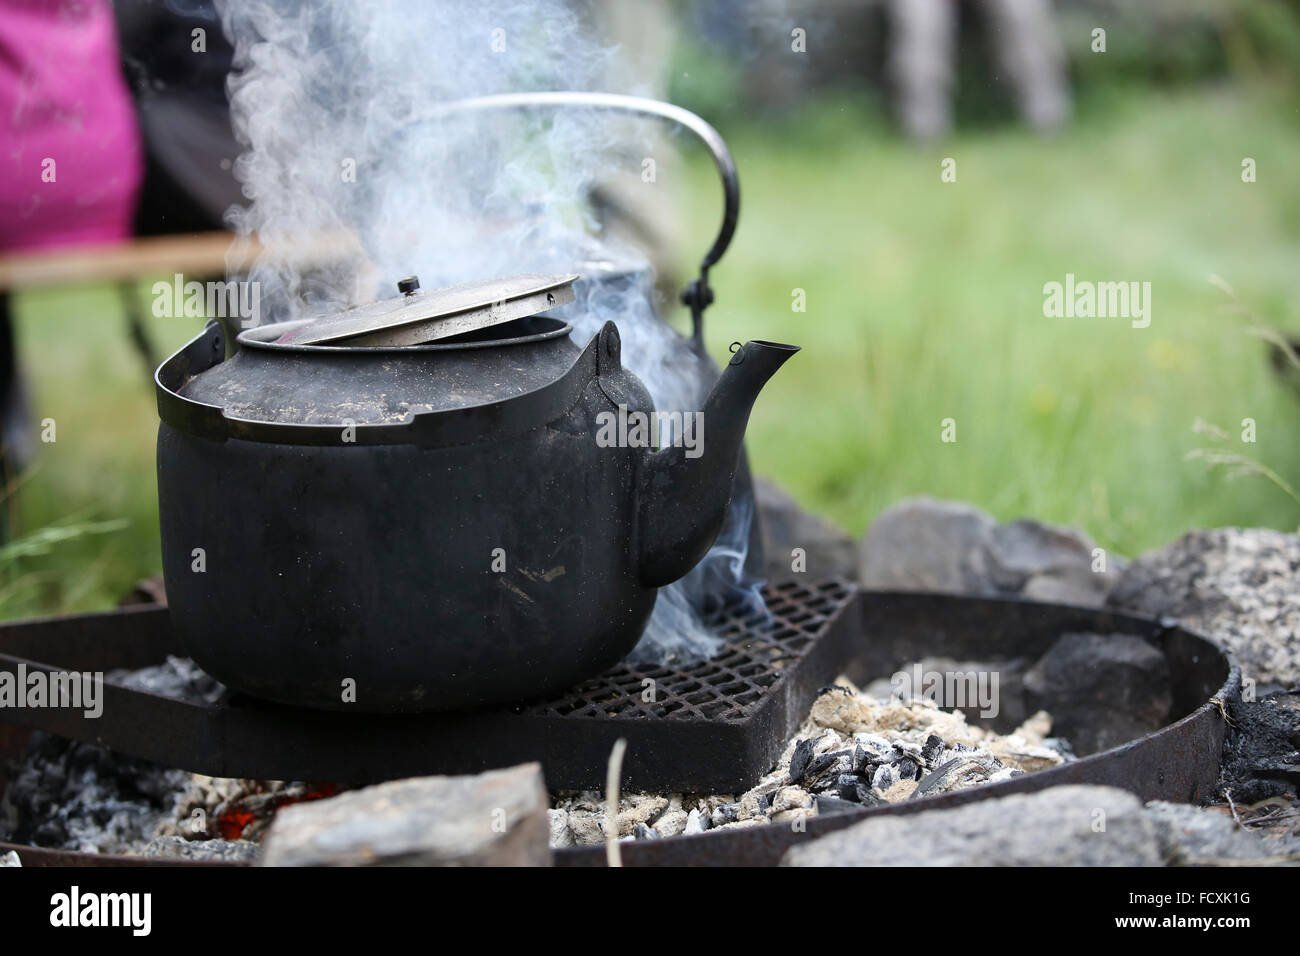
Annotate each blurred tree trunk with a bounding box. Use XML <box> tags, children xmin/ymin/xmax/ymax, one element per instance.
<box><xmin>982</xmin><ymin>0</ymin><xmax>1071</xmax><ymax>131</ymax></box>
<box><xmin>888</xmin><ymin>0</ymin><xmax>956</xmax><ymax>140</ymax></box>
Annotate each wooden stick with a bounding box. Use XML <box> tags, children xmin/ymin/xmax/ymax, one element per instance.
<box><xmin>0</xmin><ymin>230</ymin><xmax>363</xmax><ymax>292</ymax></box>
<box><xmin>604</xmin><ymin>737</ymin><xmax>627</xmax><ymax>868</ymax></box>
<box><xmin>0</xmin><ymin>233</ymin><xmax>242</xmax><ymax>290</ymax></box>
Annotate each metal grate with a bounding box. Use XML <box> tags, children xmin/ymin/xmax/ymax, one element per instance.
<box><xmin>535</xmin><ymin>579</ymin><xmax>855</xmax><ymax>723</ymax></box>
<box><xmin>0</xmin><ymin>578</ymin><xmax>861</xmax><ymax>793</ymax></box>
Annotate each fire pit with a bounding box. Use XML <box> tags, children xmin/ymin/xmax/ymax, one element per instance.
<box><xmin>0</xmin><ymin>588</ymin><xmax>1235</xmax><ymax>866</ymax></box>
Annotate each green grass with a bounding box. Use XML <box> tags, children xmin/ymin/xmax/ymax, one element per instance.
<box><xmin>5</xmin><ymin>84</ymin><xmax>1300</xmax><ymax>618</ymax></box>
<box><xmin>4</xmin><ymin>289</ymin><xmax>205</xmax><ymax>616</ymax></box>
<box><xmin>680</xmin><ymin>84</ymin><xmax>1300</xmax><ymax>554</ymax></box>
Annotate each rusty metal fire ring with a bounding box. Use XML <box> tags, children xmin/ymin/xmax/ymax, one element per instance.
<box><xmin>0</xmin><ymin>591</ymin><xmax>1238</xmax><ymax>867</ymax></box>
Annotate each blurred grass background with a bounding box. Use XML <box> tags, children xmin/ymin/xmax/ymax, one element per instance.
<box><xmin>3</xmin><ymin>287</ymin><xmax>203</xmax><ymax>616</ymax></box>
<box><xmin>684</xmin><ymin>83</ymin><xmax>1300</xmax><ymax>556</ymax></box>
<box><xmin>5</xmin><ymin>0</ymin><xmax>1300</xmax><ymax>618</ymax></box>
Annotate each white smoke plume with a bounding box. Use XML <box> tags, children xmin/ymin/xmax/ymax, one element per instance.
<box><xmin>219</xmin><ymin>0</ymin><xmax>642</xmax><ymax>312</ymax></box>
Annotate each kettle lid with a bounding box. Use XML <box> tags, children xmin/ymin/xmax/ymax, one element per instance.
<box><xmin>279</xmin><ymin>272</ymin><xmax>578</xmax><ymax>347</ymax></box>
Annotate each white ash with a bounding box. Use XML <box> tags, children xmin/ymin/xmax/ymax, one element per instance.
<box><xmin>550</xmin><ymin>680</ymin><xmax>1071</xmax><ymax>846</ymax></box>
<box><xmin>0</xmin><ymin>733</ymin><xmax>193</xmax><ymax>855</ymax></box>
<box><xmin>0</xmin><ymin>732</ymin><xmax>325</xmax><ymax>859</ymax></box>
<box><xmin>1</xmin><ymin>657</ymin><xmax>342</xmax><ymax>858</ymax></box>
<box><xmin>108</xmin><ymin>655</ymin><xmax>228</xmax><ymax>706</ymax></box>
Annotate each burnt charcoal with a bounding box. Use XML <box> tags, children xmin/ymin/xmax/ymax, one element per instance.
<box><xmin>836</xmin><ymin>775</ymin><xmax>882</xmax><ymax>807</ymax></box>
<box><xmin>633</xmin><ymin>823</ymin><xmax>659</xmax><ymax>841</ymax></box>
<box><xmin>920</xmin><ymin>734</ymin><xmax>945</xmax><ymax>765</ymax></box>
<box><xmin>711</xmin><ymin>803</ymin><xmax>740</xmax><ymax>828</ymax></box>
<box><xmin>34</xmin><ymin>821</ymin><xmax>67</xmax><ymax>845</ymax></box>
<box><xmin>895</xmin><ymin>758</ymin><xmax>920</xmax><ymax>781</ymax></box>
<box><xmin>851</xmin><ymin>744</ymin><xmax>870</xmax><ymax>775</ymax></box>
<box><xmin>835</xmin><ymin>773</ymin><xmax>861</xmax><ymax>801</ymax></box>
<box><xmin>913</xmin><ymin>758</ymin><xmax>962</xmax><ymax>798</ymax></box>
<box><xmin>788</xmin><ymin>737</ymin><xmax>816</xmax><ymax>783</ymax></box>
<box><xmin>854</xmin><ymin>782</ymin><xmax>882</xmax><ymax>807</ymax></box>
<box><xmin>871</xmin><ymin>764</ymin><xmax>899</xmax><ymax>792</ymax></box>
<box><xmin>814</xmin><ymin>795</ymin><xmax>861</xmax><ymax>816</ymax></box>
<box><xmin>1220</xmin><ymin>691</ymin><xmax>1300</xmax><ymax>804</ymax></box>
<box><xmin>809</xmin><ymin>751</ymin><xmax>853</xmax><ymax>788</ymax></box>
<box><xmin>802</xmin><ymin>773</ymin><xmax>830</xmax><ymax>795</ymax></box>
<box><xmin>802</xmin><ymin>752</ymin><xmax>839</xmax><ymax>784</ymax></box>
<box><xmin>756</xmin><ymin>793</ymin><xmax>770</xmax><ymax>814</ymax></box>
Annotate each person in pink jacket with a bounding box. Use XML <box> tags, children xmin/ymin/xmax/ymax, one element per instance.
<box><xmin>0</xmin><ymin>0</ymin><xmax>143</xmax><ymax>252</ymax></box>
<box><xmin>0</xmin><ymin>0</ymin><xmax>142</xmax><ymax>492</ymax></box>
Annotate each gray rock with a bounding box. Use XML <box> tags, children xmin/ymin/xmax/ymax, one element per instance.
<box><xmin>858</xmin><ymin>497</ymin><xmax>1119</xmax><ymax>603</ymax></box>
<box><xmin>143</xmin><ymin>836</ymin><xmax>259</xmax><ymax>863</ymax></box>
<box><xmin>989</xmin><ymin>520</ymin><xmax>1122</xmax><ymax>604</ymax></box>
<box><xmin>1023</xmin><ymin>633</ymin><xmax>1172</xmax><ymax>755</ymax></box>
<box><xmin>782</xmin><ymin>785</ymin><xmax>1161</xmax><ymax>866</ymax></box>
<box><xmin>260</xmin><ymin>763</ymin><xmax>551</xmax><ymax>867</ymax></box>
<box><xmin>1107</xmin><ymin>527</ymin><xmax>1300</xmax><ymax>686</ymax></box>
<box><xmin>755</xmin><ymin>477</ymin><xmax>857</xmax><ymax>583</ymax></box>
<box><xmin>1143</xmin><ymin>801</ymin><xmax>1274</xmax><ymax>864</ymax></box>
<box><xmin>986</xmin><ymin>520</ymin><xmax>1091</xmax><ymax>589</ymax></box>
<box><xmin>859</xmin><ymin>497</ymin><xmax>995</xmax><ymax>594</ymax></box>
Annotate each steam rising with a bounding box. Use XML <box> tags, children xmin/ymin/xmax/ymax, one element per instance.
<box><xmin>218</xmin><ymin>0</ymin><xmax>759</xmax><ymax>664</ymax></box>
<box><xmin>220</xmin><ymin>0</ymin><xmax>629</xmax><ymax>311</ymax></box>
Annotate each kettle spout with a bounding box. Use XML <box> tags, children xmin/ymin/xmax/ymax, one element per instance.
<box><xmin>637</xmin><ymin>340</ymin><xmax>799</xmax><ymax>587</ymax></box>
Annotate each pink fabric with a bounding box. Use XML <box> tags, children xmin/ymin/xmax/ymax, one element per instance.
<box><xmin>0</xmin><ymin>0</ymin><xmax>142</xmax><ymax>252</ymax></box>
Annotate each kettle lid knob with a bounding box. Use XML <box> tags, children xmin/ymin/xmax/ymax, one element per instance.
<box><xmin>397</xmin><ymin>276</ymin><xmax>420</xmax><ymax>296</ymax></box>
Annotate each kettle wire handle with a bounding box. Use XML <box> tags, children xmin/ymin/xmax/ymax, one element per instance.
<box><xmin>428</xmin><ymin>91</ymin><xmax>739</xmax><ymax>343</ymax></box>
